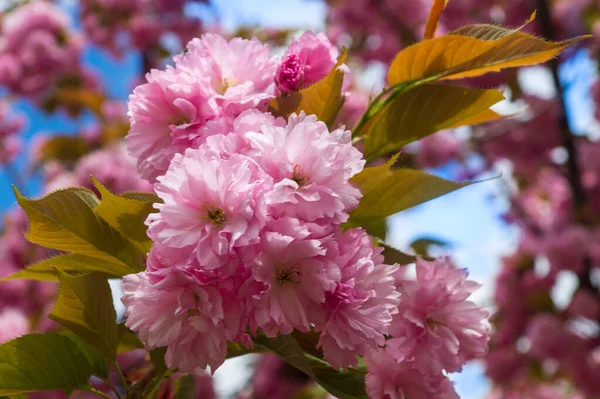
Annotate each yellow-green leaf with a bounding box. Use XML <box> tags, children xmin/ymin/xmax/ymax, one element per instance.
<box><xmin>1</xmin><ymin>253</ymin><xmax>135</xmax><ymax>281</ymax></box>
<box><xmin>50</xmin><ymin>271</ymin><xmax>118</xmax><ymax>360</ymax></box>
<box><xmin>362</xmin><ymin>84</ymin><xmax>504</xmax><ymax>159</ymax></box>
<box><xmin>270</xmin><ymin>48</ymin><xmax>347</xmax><ymax>127</ymax></box>
<box><xmin>0</xmin><ymin>333</ymin><xmax>107</xmax><ymax>395</ymax></box>
<box><xmin>93</xmin><ymin>177</ymin><xmax>157</xmax><ymax>253</ymax></box>
<box><xmin>450</xmin><ymin>12</ymin><xmax>537</xmax><ymax>40</ymax></box>
<box><xmin>350</xmin><ymin>154</ymin><xmax>399</xmax><ymax>192</ymax></box>
<box><xmin>445</xmin><ymin>108</ymin><xmax>504</xmax><ymax>129</ymax></box>
<box><xmin>349</xmin><ymin>169</ymin><xmax>471</xmax><ymax>224</ymax></box>
<box><xmin>14</xmin><ymin>187</ymin><xmax>144</xmax><ymax>271</ymax></box>
<box><xmin>387</xmin><ymin>29</ymin><xmax>588</xmax><ymax>85</ymax></box>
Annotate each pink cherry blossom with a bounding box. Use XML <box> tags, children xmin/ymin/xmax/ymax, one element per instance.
<box><xmin>365</xmin><ymin>348</ymin><xmax>458</xmax><ymax>399</ymax></box>
<box><xmin>276</xmin><ymin>31</ymin><xmax>338</xmax><ymax>93</ymax></box>
<box><xmin>147</xmin><ymin>148</ymin><xmax>268</xmax><ymax>271</ymax></box>
<box><xmin>122</xmin><ymin>267</ymin><xmax>239</xmax><ymax>372</ymax></box>
<box><xmin>75</xmin><ymin>144</ymin><xmax>153</xmax><ymax>194</ymax></box>
<box><xmin>127</xmin><ymin>66</ymin><xmax>220</xmax><ymax>182</ymax></box>
<box><xmin>318</xmin><ymin>228</ymin><xmax>400</xmax><ymax>369</ymax></box>
<box><xmin>250</xmin><ymin>219</ymin><xmax>336</xmax><ymax>336</ymax></box>
<box><xmin>245</xmin><ymin>112</ymin><xmax>364</xmax><ymax>224</ymax></box>
<box><xmin>386</xmin><ymin>257</ymin><xmax>490</xmax><ymax>374</ymax></box>
<box><xmin>0</xmin><ymin>1</ymin><xmax>82</xmax><ymax>96</ymax></box>
<box><xmin>175</xmin><ymin>33</ymin><xmax>278</xmax><ymax>116</ymax></box>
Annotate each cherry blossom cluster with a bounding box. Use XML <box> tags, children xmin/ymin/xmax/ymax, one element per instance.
<box><xmin>0</xmin><ymin>1</ymin><xmax>84</xmax><ymax>97</ymax></box>
<box><xmin>324</xmin><ymin>0</ymin><xmax>581</xmax><ymax>65</ymax></box>
<box><xmin>121</xmin><ymin>31</ymin><xmax>490</xmax><ymax>398</ymax></box>
<box><xmin>80</xmin><ymin>0</ymin><xmax>204</xmax><ymax>59</ymax></box>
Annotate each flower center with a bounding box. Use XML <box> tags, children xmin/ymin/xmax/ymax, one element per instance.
<box><xmin>292</xmin><ymin>164</ymin><xmax>308</xmax><ymax>187</ymax></box>
<box><xmin>171</xmin><ymin>115</ymin><xmax>189</xmax><ymax>126</ymax></box>
<box><xmin>216</xmin><ymin>77</ymin><xmax>239</xmax><ymax>94</ymax></box>
<box><xmin>203</xmin><ymin>206</ymin><xmax>226</xmax><ymax>226</ymax></box>
<box><xmin>276</xmin><ymin>268</ymin><xmax>301</xmax><ymax>285</ymax></box>
<box><xmin>186</xmin><ymin>293</ymin><xmax>200</xmax><ymax>318</ymax></box>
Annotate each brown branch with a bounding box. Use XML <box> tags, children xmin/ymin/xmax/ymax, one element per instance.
<box><xmin>536</xmin><ymin>0</ymin><xmax>586</xmax><ymax>209</ymax></box>
<box><xmin>536</xmin><ymin>0</ymin><xmax>595</xmax><ymax>293</ymax></box>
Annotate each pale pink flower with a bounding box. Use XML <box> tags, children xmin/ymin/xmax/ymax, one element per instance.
<box><xmin>147</xmin><ymin>149</ymin><xmax>267</xmax><ymax>271</ymax></box>
<box><xmin>318</xmin><ymin>228</ymin><xmax>400</xmax><ymax>369</ymax></box>
<box><xmin>75</xmin><ymin>144</ymin><xmax>153</xmax><ymax>194</ymax></box>
<box><xmin>127</xmin><ymin>66</ymin><xmax>219</xmax><ymax>182</ymax></box>
<box><xmin>175</xmin><ymin>33</ymin><xmax>278</xmax><ymax>116</ymax></box>
<box><xmin>122</xmin><ymin>267</ymin><xmax>237</xmax><ymax>372</ymax></box>
<box><xmin>276</xmin><ymin>31</ymin><xmax>338</xmax><ymax>93</ymax></box>
<box><xmin>245</xmin><ymin>112</ymin><xmax>364</xmax><ymax>224</ymax></box>
<box><xmin>250</xmin><ymin>218</ymin><xmax>337</xmax><ymax>336</ymax></box>
<box><xmin>0</xmin><ymin>308</ymin><xmax>29</xmax><ymax>344</ymax></box>
<box><xmin>365</xmin><ymin>349</ymin><xmax>458</xmax><ymax>399</ymax></box>
<box><xmin>386</xmin><ymin>257</ymin><xmax>490</xmax><ymax>374</ymax></box>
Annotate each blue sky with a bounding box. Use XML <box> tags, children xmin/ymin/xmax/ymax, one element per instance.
<box><xmin>1</xmin><ymin>1</ymin><xmax>596</xmax><ymax>398</ymax></box>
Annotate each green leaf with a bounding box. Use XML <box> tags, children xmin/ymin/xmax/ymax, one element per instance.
<box><xmin>0</xmin><ymin>333</ymin><xmax>106</xmax><ymax>395</ymax></box>
<box><xmin>117</xmin><ymin>324</ymin><xmax>144</xmax><ymax>354</ymax></box>
<box><xmin>362</xmin><ymin>84</ymin><xmax>505</xmax><ymax>159</ymax></box>
<box><xmin>149</xmin><ymin>347</ymin><xmax>169</xmax><ymax>378</ymax></box>
<box><xmin>410</xmin><ymin>237</ymin><xmax>451</xmax><ymax>257</ymax></box>
<box><xmin>14</xmin><ymin>187</ymin><xmax>144</xmax><ymax>272</ymax></box>
<box><xmin>254</xmin><ymin>335</ymin><xmax>315</xmax><ymax>379</ymax></box>
<box><xmin>64</xmin><ymin>333</ymin><xmax>111</xmax><ymax>380</ymax></box>
<box><xmin>380</xmin><ymin>244</ymin><xmax>417</xmax><ymax>265</ymax></box>
<box><xmin>49</xmin><ymin>271</ymin><xmax>118</xmax><ymax>360</ymax></box>
<box><xmin>172</xmin><ymin>374</ymin><xmax>196</xmax><ymax>399</ymax></box>
<box><xmin>349</xmin><ymin>169</ymin><xmax>471</xmax><ymax>224</ymax></box>
<box><xmin>270</xmin><ymin>48</ymin><xmax>347</xmax><ymax>127</ymax></box>
<box><xmin>306</xmin><ymin>355</ymin><xmax>367</xmax><ymax>399</ymax></box>
<box><xmin>92</xmin><ymin>177</ymin><xmax>157</xmax><ymax>253</ymax></box>
<box><xmin>343</xmin><ymin>217</ymin><xmax>387</xmax><ymax>240</ymax></box>
<box><xmin>255</xmin><ymin>335</ymin><xmax>367</xmax><ymax>399</ymax></box>
<box><xmin>1</xmin><ymin>253</ymin><xmax>134</xmax><ymax>281</ymax></box>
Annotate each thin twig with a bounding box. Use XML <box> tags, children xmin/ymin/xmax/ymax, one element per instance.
<box><xmin>114</xmin><ymin>362</ymin><xmax>130</xmax><ymax>398</ymax></box>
